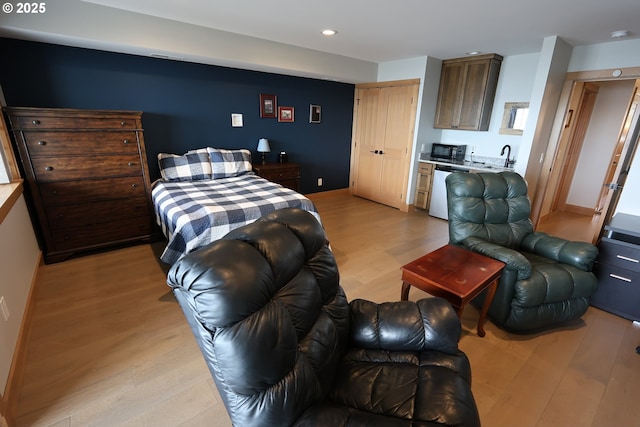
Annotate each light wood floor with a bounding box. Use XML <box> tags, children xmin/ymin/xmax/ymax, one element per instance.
<box><xmin>537</xmin><ymin>210</ymin><xmax>600</xmax><ymax>243</ymax></box>
<box><xmin>14</xmin><ymin>192</ymin><xmax>640</xmax><ymax>427</ymax></box>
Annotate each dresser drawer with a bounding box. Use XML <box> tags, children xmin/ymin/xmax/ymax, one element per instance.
<box><xmin>52</xmin><ymin>217</ymin><xmax>152</xmax><ymax>252</ymax></box>
<box><xmin>260</xmin><ymin>167</ymin><xmax>300</xmax><ymax>181</ymax></box>
<box><xmin>13</xmin><ymin>116</ymin><xmax>140</xmax><ymax>130</ymax></box>
<box><xmin>598</xmin><ymin>239</ymin><xmax>640</xmax><ymax>272</ymax></box>
<box><xmin>46</xmin><ymin>197</ymin><xmax>150</xmax><ymax>229</ymax></box>
<box><xmin>418</xmin><ymin>163</ymin><xmax>434</xmax><ymax>174</ymax></box>
<box><xmin>39</xmin><ymin>176</ymin><xmax>147</xmax><ymax>206</ymax></box>
<box><xmin>31</xmin><ymin>154</ymin><xmax>144</xmax><ymax>181</ymax></box>
<box><xmin>23</xmin><ymin>131</ymin><xmax>140</xmax><ymax>156</ymax></box>
<box><xmin>592</xmin><ymin>263</ymin><xmax>640</xmax><ymax>320</ymax></box>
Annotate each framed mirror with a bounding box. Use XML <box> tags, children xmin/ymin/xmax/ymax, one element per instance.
<box><xmin>499</xmin><ymin>102</ymin><xmax>529</xmax><ymax>135</ymax></box>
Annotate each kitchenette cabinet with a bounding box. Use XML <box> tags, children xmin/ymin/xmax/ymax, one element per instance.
<box><xmin>414</xmin><ymin>162</ymin><xmax>434</xmax><ymax>210</ymax></box>
<box><xmin>434</xmin><ymin>53</ymin><xmax>502</xmax><ymax>131</ymax></box>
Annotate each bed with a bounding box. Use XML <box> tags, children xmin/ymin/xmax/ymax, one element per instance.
<box><xmin>151</xmin><ymin>147</ymin><xmax>320</xmax><ymax>264</ymax></box>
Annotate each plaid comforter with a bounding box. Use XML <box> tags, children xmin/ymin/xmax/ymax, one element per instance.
<box><xmin>152</xmin><ymin>173</ymin><xmax>320</xmax><ymax>264</ymax></box>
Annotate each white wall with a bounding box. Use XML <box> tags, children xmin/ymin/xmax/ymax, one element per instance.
<box><xmin>569</xmin><ymin>38</ymin><xmax>640</xmax><ymax>72</ymax></box>
<box><xmin>0</xmin><ymin>0</ymin><xmax>378</xmax><ymax>84</ymax></box>
<box><xmin>568</xmin><ymin>80</ymin><xmax>636</xmax><ymax>207</ymax></box>
<box><xmin>0</xmin><ymin>195</ymin><xmax>40</xmax><ymax>395</ymax></box>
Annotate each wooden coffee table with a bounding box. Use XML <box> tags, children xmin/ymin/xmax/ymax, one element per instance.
<box><xmin>401</xmin><ymin>244</ymin><xmax>504</xmax><ymax>337</ymax></box>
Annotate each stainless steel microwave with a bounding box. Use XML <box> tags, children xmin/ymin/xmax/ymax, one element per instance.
<box><xmin>431</xmin><ymin>143</ymin><xmax>466</xmax><ymax>161</ymax></box>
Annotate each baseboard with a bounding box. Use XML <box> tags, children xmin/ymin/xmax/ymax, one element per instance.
<box><xmin>305</xmin><ymin>188</ymin><xmax>350</xmax><ymax>199</ymax></box>
<box><xmin>562</xmin><ymin>204</ymin><xmax>594</xmax><ymax>216</ymax></box>
<box><xmin>0</xmin><ymin>251</ymin><xmax>43</xmax><ymax>427</ymax></box>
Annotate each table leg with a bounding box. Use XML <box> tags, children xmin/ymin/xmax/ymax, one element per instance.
<box><xmin>477</xmin><ymin>278</ymin><xmax>499</xmax><ymax>337</ymax></box>
<box><xmin>401</xmin><ymin>282</ymin><xmax>411</xmax><ymax>301</ymax></box>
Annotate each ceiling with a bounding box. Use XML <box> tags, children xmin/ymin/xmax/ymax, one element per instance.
<box><xmin>81</xmin><ymin>0</ymin><xmax>639</xmax><ymax>62</ymax></box>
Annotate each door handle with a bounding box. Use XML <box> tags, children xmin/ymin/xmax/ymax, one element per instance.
<box><xmin>604</xmin><ymin>182</ymin><xmax>623</xmax><ymax>190</ymax></box>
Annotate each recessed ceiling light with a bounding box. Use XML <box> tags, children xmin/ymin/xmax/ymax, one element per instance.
<box><xmin>466</xmin><ymin>51</ymin><xmax>481</xmax><ymax>55</ymax></box>
<box><xmin>321</xmin><ymin>29</ymin><xmax>337</xmax><ymax>36</ymax></box>
<box><xmin>611</xmin><ymin>30</ymin><xmax>629</xmax><ymax>39</ymax></box>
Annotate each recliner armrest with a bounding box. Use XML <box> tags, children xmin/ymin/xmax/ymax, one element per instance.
<box><xmin>349</xmin><ymin>298</ymin><xmax>460</xmax><ymax>355</ymax></box>
<box><xmin>463</xmin><ymin>237</ymin><xmax>532</xmax><ymax>280</ymax></box>
<box><xmin>521</xmin><ymin>231</ymin><xmax>598</xmax><ymax>271</ymax></box>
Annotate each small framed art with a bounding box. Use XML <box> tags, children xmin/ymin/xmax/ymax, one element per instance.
<box><xmin>309</xmin><ymin>104</ymin><xmax>321</xmax><ymax>123</ymax></box>
<box><xmin>231</xmin><ymin>113</ymin><xmax>243</xmax><ymax>127</ymax></box>
<box><xmin>278</xmin><ymin>106</ymin><xmax>295</xmax><ymax>123</ymax></box>
<box><xmin>260</xmin><ymin>94</ymin><xmax>277</xmax><ymax>118</ymax></box>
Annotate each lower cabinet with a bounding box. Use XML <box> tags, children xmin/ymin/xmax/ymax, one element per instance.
<box><xmin>414</xmin><ymin>163</ymin><xmax>433</xmax><ymax>210</ymax></box>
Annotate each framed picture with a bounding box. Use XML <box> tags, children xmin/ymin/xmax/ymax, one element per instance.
<box><xmin>260</xmin><ymin>94</ymin><xmax>277</xmax><ymax>118</ymax></box>
<box><xmin>309</xmin><ymin>104</ymin><xmax>321</xmax><ymax>123</ymax></box>
<box><xmin>278</xmin><ymin>106</ymin><xmax>294</xmax><ymax>123</ymax></box>
<box><xmin>231</xmin><ymin>113</ymin><xmax>243</xmax><ymax>127</ymax></box>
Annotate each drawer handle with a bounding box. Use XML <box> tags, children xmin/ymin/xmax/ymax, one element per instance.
<box><xmin>616</xmin><ymin>255</ymin><xmax>639</xmax><ymax>263</ymax></box>
<box><xmin>44</xmin><ymin>166</ymin><xmax>54</xmax><ymax>171</ymax></box>
<box><xmin>128</xmin><ymin>162</ymin><xmax>136</xmax><ymax>167</ymax></box>
<box><xmin>123</xmin><ymin>139</ymin><xmax>130</xmax><ymax>144</ymax></box>
<box><xmin>131</xmin><ymin>184</ymin><xmax>137</xmax><ymax>188</ymax></box>
<box><xmin>32</xmin><ymin>120</ymin><xmax>40</xmax><ymax>125</ymax></box>
<box><xmin>609</xmin><ymin>273</ymin><xmax>632</xmax><ymax>283</ymax></box>
<box><xmin>38</xmin><ymin>141</ymin><xmax>47</xmax><ymax>145</ymax></box>
<box><xmin>120</xmin><ymin>121</ymin><xmax>126</xmax><ymax>127</ymax></box>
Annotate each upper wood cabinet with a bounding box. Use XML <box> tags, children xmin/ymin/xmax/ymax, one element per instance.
<box><xmin>434</xmin><ymin>53</ymin><xmax>502</xmax><ymax>131</ymax></box>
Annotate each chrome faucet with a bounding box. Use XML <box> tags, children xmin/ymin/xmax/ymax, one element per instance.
<box><xmin>501</xmin><ymin>144</ymin><xmax>512</xmax><ymax>168</ymax></box>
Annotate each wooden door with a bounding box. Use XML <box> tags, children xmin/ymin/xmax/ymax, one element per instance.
<box><xmin>553</xmin><ymin>82</ymin><xmax>600</xmax><ymax>212</ymax></box>
<box><xmin>378</xmin><ymin>84</ymin><xmax>418</xmax><ymax>206</ymax></box>
<box><xmin>352</xmin><ymin>87</ymin><xmax>384</xmax><ymax>202</ymax></box>
<box><xmin>351</xmin><ymin>80</ymin><xmax>419</xmax><ymax>210</ymax></box>
<box><xmin>592</xmin><ymin>80</ymin><xmax>640</xmax><ymax>240</ymax></box>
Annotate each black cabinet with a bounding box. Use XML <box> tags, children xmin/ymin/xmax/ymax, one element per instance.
<box><xmin>591</xmin><ymin>213</ymin><xmax>640</xmax><ymax>320</ymax></box>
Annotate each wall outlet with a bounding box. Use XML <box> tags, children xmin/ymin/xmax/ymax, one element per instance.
<box><xmin>317</xmin><ymin>177</ymin><xmax>323</xmax><ymax>186</ymax></box>
<box><xmin>0</xmin><ymin>296</ymin><xmax>9</xmax><ymax>321</ymax></box>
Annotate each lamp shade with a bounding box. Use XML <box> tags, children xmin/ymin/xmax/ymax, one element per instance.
<box><xmin>257</xmin><ymin>138</ymin><xmax>271</xmax><ymax>153</ymax></box>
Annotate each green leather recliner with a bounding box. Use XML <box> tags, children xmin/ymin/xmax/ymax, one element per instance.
<box><xmin>446</xmin><ymin>171</ymin><xmax>599</xmax><ymax>332</ymax></box>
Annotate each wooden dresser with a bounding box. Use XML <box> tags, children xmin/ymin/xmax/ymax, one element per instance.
<box><xmin>253</xmin><ymin>162</ymin><xmax>301</xmax><ymax>191</ymax></box>
<box><xmin>4</xmin><ymin>107</ymin><xmax>154</xmax><ymax>263</ymax></box>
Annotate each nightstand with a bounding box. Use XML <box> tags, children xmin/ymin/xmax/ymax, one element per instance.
<box><xmin>253</xmin><ymin>162</ymin><xmax>301</xmax><ymax>191</ymax></box>
<box><xmin>591</xmin><ymin>213</ymin><xmax>640</xmax><ymax>321</ymax></box>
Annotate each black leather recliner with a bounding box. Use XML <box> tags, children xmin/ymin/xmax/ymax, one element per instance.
<box><xmin>167</xmin><ymin>208</ymin><xmax>481</xmax><ymax>427</ymax></box>
<box><xmin>446</xmin><ymin>171</ymin><xmax>599</xmax><ymax>332</ymax></box>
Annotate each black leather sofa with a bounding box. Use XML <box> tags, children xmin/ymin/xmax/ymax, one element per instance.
<box><xmin>167</xmin><ymin>208</ymin><xmax>481</xmax><ymax>426</ymax></box>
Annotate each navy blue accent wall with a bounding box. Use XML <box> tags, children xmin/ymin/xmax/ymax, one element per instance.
<box><xmin>0</xmin><ymin>38</ymin><xmax>355</xmax><ymax>193</ymax></box>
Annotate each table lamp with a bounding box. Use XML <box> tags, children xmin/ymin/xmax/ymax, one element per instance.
<box><xmin>257</xmin><ymin>138</ymin><xmax>271</xmax><ymax>164</ymax></box>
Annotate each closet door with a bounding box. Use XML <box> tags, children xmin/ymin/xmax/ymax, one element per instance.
<box><xmin>351</xmin><ymin>80</ymin><xmax>419</xmax><ymax>210</ymax></box>
<box><xmin>352</xmin><ymin>87</ymin><xmax>385</xmax><ymax>202</ymax></box>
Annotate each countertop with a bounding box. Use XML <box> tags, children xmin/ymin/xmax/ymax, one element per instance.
<box><xmin>418</xmin><ymin>156</ymin><xmax>513</xmax><ymax>173</ymax></box>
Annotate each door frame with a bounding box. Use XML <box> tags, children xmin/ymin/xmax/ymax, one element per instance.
<box><xmin>532</xmin><ymin>67</ymin><xmax>640</xmax><ymax>243</ymax></box>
